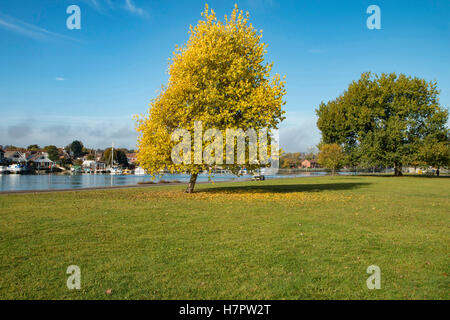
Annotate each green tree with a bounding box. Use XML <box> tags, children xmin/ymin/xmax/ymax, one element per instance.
<box><xmin>70</xmin><ymin>140</ymin><xmax>84</xmax><ymax>158</ymax></box>
<box><xmin>43</xmin><ymin>145</ymin><xmax>60</xmax><ymax>162</ymax></box>
<box><xmin>136</xmin><ymin>4</ymin><xmax>286</xmax><ymax>192</ymax></box>
<box><xmin>318</xmin><ymin>143</ymin><xmax>345</xmax><ymax>176</ymax></box>
<box><xmin>102</xmin><ymin>148</ymin><xmax>128</xmax><ymax>167</ymax></box>
<box><xmin>305</xmin><ymin>147</ymin><xmax>317</xmax><ymax>160</ymax></box>
<box><xmin>280</xmin><ymin>152</ymin><xmax>300</xmax><ymax>168</ymax></box>
<box><xmin>316</xmin><ymin>72</ymin><xmax>448</xmax><ymax>176</ymax></box>
<box><xmin>417</xmin><ymin>136</ymin><xmax>450</xmax><ymax>169</ymax></box>
<box><xmin>27</xmin><ymin>144</ymin><xmax>40</xmax><ymax>152</ymax></box>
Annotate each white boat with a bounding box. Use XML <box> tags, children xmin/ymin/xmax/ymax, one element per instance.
<box><xmin>109</xmin><ymin>167</ymin><xmax>123</xmax><ymax>175</ymax></box>
<box><xmin>108</xmin><ymin>142</ymin><xmax>123</xmax><ymax>175</ymax></box>
<box><xmin>7</xmin><ymin>164</ymin><xmax>24</xmax><ymax>174</ymax></box>
<box><xmin>134</xmin><ymin>167</ymin><xmax>146</xmax><ymax>175</ymax></box>
<box><xmin>0</xmin><ymin>166</ymin><xmax>10</xmax><ymax>174</ymax></box>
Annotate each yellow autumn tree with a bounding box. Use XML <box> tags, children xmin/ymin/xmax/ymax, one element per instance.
<box><xmin>136</xmin><ymin>4</ymin><xmax>286</xmax><ymax>192</ymax></box>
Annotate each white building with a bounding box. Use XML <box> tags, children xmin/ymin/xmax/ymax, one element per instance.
<box><xmin>30</xmin><ymin>152</ymin><xmax>53</xmax><ymax>169</ymax></box>
<box><xmin>4</xmin><ymin>151</ymin><xmax>27</xmax><ymax>163</ymax></box>
<box><xmin>82</xmin><ymin>160</ymin><xmax>96</xmax><ymax>168</ymax></box>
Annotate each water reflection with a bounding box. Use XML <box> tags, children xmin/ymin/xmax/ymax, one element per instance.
<box><xmin>0</xmin><ymin>172</ymin><xmax>334</xmax><ymax>192</ymax></box>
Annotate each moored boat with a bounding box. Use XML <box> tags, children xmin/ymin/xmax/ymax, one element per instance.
<box><xmin>134</xmin><ymin>167</ymin><xmax>145</xmax><ymax>175</ymax></box>
<box><xmin>7</xmin><ymin>164</ymin><xmax>25</xmax><ymax>174</ymax></box>
<box><xmin>0</xmin><ymin>166</ymin><xmax>10</xmax><ymax>174</ymax></box>
<box><xmin>109</xmin><ymin>167</ymin><xmax>123</xmax><ymax>175</ymax></box>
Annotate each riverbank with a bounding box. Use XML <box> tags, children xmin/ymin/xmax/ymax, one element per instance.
<box><xmin>0</xmin><ymin>172</ymin><xmax>329</xmax><ymax>192</ymax></box>
<box><xmin>0</xmin><ymin>176</ymin><xmax>448</xmax><ymax>299</ymax></box>
<box><xmin>0</xmin><ymin>178</ymin><xmax>252</xmax><ymax>195</ymax></box>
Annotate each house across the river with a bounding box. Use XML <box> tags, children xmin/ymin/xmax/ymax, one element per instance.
<box><xmin>29</xmin><ymin>152</ymin><xmax>54</xmax><ymax>169</ymax></box>
<box><xmin>301</xmin><ymin>159</ymin><xmax>320</xmax><ymax>168</ymax></box>
<box><xmin>4</xmin><ymin>151</ymin><xmax>27</xmax><ymax>163</ymax></box>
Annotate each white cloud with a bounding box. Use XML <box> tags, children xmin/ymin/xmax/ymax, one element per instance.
<box><xmin>79</xmin><ymin>0</ymin><xmax>112</xmax><ymax>15</ymax></box>
<box><xmin>55</xmin><ymin>77</ymin><xmax>65</xmax><ymax>81</ymax></box>
<box><xmin>86</xmin><ymin>0</ymin><xmax>101</xmax><ymax>10</ymax></box>
<box><xmin>0</xmin><ymin>115</ymin><xmax>138</xmax><ymax>149</ymax></box>
<box><xmin>279</xmin><ymin>112</ymin><xmax>321</xmax><ymax>152</ymax></box>
<box><xmin>0</xmin><ymin>111</ymin><xmax>321</xmax><ymax>152</ymax></box>
<box><xmin>124</xmin><ymin>0</ymin><xmax>147</xmax><ymax>16</ymax></box>
<box><xmin>81</xmin><ymin>0</ymin><xmax>148</xmax><ymax>17</ymax></box>
<box><xmin>0</xmin><ymin>13</ymin><xmax>80</xmax><ymax>42</ymax></box>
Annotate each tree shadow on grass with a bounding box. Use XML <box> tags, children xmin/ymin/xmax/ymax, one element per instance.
<box><xmin>199</xmin><ymin>181</ymin><xmax>371</xmax><ymax>194</ymax></box>
<box><xmin>357</xmin><ymin>174</ymin><xmax>450</xmax><ymax>179</ymax></box>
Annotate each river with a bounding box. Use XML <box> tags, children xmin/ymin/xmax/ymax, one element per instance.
<box><xmin>0</xmin><ymin>171</ymin><xmax>336</xmax><ymax>192</ymax></box>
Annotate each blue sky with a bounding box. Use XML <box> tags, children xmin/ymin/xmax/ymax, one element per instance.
<box><xmin>0</xmin><ymin>0</ymin><xmax>449</xmax><ymax>151</ymax></box>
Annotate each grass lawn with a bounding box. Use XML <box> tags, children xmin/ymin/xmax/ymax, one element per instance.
<box><xmin>0</xmin><ymin>176</ymin><xmax>448</xmax><ymax>299</ymax></box>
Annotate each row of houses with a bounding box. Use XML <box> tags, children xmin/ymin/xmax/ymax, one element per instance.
<box><xmin>3</xmin><ymin>148</ymin><xmax>320</xmax><ymax>170</ymax></box>
<box><xmin>0</xmin><ymin>148</ymin><xmax>54</xmax><ymax>169</ymax></box>
<box><xmin>0</xmin><ymin>145</ymin><xmax>137</xmax><ymax>165</ymax></box>
<box><xmin>1</xmin><ymin>147</ymin><xmax>318</xmax><ymax>170</ymax></box>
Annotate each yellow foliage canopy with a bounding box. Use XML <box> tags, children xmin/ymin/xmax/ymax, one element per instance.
<box><xmin>136</xmin><ymin>4</ymin><xmax>286</xmax><ymax>176</ymax></box>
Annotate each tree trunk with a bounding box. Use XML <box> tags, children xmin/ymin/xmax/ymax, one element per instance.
<box><xmin>185</xmin><ymin>173</ymin><xmax>198</xmax><ymax>193</ymax></box>
<box><xmin>394</xmin><ymin>164</ymin><xmax>403</xmax><ymax>176</ymax></box>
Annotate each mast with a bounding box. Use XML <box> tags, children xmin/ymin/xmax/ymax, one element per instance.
<box><xmin>111</xmin><ymin>142</ymin><xmax>114</xmax><ymax>167</ymax></box>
